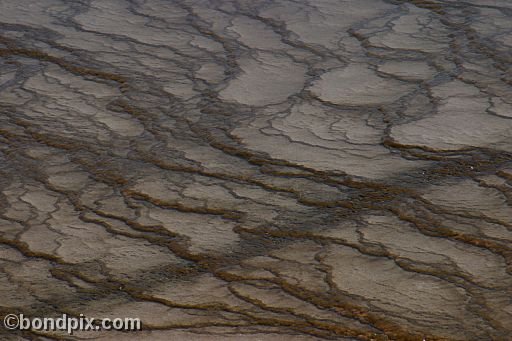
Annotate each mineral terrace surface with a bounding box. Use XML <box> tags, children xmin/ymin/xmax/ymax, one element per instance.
<box><xmin>0</xmin><ymin>0</ymin><xmax>511</xmax><ymax>340</ymax></box>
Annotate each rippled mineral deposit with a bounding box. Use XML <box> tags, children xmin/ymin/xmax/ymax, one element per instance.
<box><xmin>0</xmin><ymin>0</ymin><xmax>511</xmax><ymax>340</ymax></box>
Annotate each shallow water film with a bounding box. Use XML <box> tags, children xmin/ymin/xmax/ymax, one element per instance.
<box><xmin>0</xmin><ymin>0</ymin><xmax>511</xmax><ymax>340</ymax></box>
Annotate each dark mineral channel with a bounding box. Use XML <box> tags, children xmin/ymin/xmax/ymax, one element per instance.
<box><xmin>0</xmin><ymin>0</ymin><xmax>511</xmax><ymax>340</ymax></box>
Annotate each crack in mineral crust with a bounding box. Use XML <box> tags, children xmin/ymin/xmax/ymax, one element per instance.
<box><xmin>0</xmin><ymin>0</ymin><xmax>511</xmax><ymax>340</ymax></box>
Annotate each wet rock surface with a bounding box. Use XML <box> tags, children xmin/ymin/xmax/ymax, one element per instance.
<box><xmin>0</xmin><ymin>0</ymin><xmax>511</xmax><ymax>340</ymax></box>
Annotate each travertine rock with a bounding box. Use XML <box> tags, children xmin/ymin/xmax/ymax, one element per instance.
<box><xmin>0</xmin><ymin>0</ymin><xmax>511</xmax><ymax>340</ymax></box>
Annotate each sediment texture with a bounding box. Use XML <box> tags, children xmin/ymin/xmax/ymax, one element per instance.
<box><xmin>0</xmin><ymin>0</ymin><xmax>511</xmax><ymax>340</ymax></box>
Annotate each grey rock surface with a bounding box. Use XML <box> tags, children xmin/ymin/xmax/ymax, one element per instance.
<box><xmin>0</xmin><ymin>0</ymin><xmax>511</xmax><ymax>340</ymax></box>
